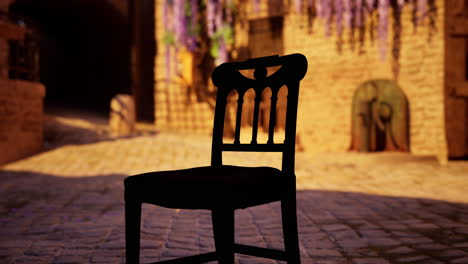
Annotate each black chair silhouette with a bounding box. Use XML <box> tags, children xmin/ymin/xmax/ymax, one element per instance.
<box><xmin>124</xmin><ymin>53</ymin><xmax>308</xmax><ymax>264</ymax></box>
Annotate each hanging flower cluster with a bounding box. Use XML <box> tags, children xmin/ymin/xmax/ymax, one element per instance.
<box><xmin>163</xmin><ymin>0</ymin><xmax>199</xmax><ymax>79</ymax></box>
<box><xmin>163</xmin><ymin>0</ymin><xmax>235</xmax><ymax>81</ymax></box>
<box><xmin>206</xmin><ymin>0</ymin><xmax>235</xmax><ymax>65</ymax></box>
<box><xmin>304</xmin><ymin>0</ymin><xmax>429</xmax><ymax>60</ymax></box>
<box><xmin>163</xmin><ymin>0</ymin><xmax>431</xmax><ymax>81</ymax></box>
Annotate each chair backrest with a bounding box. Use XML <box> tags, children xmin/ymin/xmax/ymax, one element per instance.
<box><xmin>211</xmin><ymin>53</ymin><xmax>308</xmax><ymax>174</ymax></box>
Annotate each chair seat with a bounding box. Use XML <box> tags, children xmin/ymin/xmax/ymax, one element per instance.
<box><xmin>124</xmin><ymin>165</ymin><xmax>287</xmax><ymax>209</ymax></box>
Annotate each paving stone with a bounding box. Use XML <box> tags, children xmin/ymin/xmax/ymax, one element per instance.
<box><xmin>455</xmin><ymin>228</ymin><xmax>468</xmax><ymax>235</ymax></box>
<box><xmin>11</xmin><ymin>256</ymin><xmax>47</xmax><ymax>263</ymax></box>
<box><xmin>431</xmin><ymin>249</ymin><xmax>467</xmax><ymax>258</ymax></box>
<box><xmin>27</xmin><ymin>224</ymin><xmax>55</xmax><ymax>235</ymax></box>
<box><xmin>359</xmin><ymin>230</ymin><xmax>388</xmax><ymax>238</ymax></box>
<box><xmin>396</xmin><ymin>255</ymin><xmax>431</xmax><ymax>262</ymax></box>
<box><xmin>160</xmin><ymin>248</ymin><xmax>199</xmax><ymax>258</ymax></box>
<box><xmin>454</xmin><ymin>242</ymin><xmax>468</xmax><ymax>248</ymax></box>
<box><xmin>99</xmin><ymin>240</ymin><xmax>125</xmax><ymax>250</ymax></box>
<box><xmin>451</xmin><ymin>257</ymin><xmax>468</xmax><ymax>263</ymax></box>
<box><xmin>140</xmin><ymin>248</ymin><xmax>164</xmax><ymax>258</ymax></box>
<box><xmin>51</xmin><ymin>255</ymin><xmax>85</xmax><ymax>264</ymax></box>
<box><xmin>392</xmin><ymin>231</ymin><xmax>424</xmax><ymax>238</ymax></box>
<box><xmin>24</xmin><ymin>245</ymin><xmax>60</xmax><ymax>257</ymax></box>
<box><xmin>89</xmin><ymin>255</ymin><xmax>121</xmax><ymax>263</ymax></box>
<box><xmin>140</xmin><ymin>239</ymin><xmax>164</xmax><ymax>249</ymax></box>
<box><xmin>400</xmin><ymin>237</ymin><xmax>434</xmax><ymax>244</ymax></box>
<box><xmin>332</xmin><ymin>230</ymin><xmax>361</xmax><ymax>241</ymax></box>
<box><xmin>414</xmin><ymin>243</ymin><xmax>449</xmax><ymax>251</ymax></box>
<box><xmin>336</xmin><ymin>239</ymin><xmax>368</xmax><ymax>249</ymax></box>
<box><xmin>60</xmin><ymin>248</ymin><xmax>92</xmax><ymax>256</ymax></box>
<box><xmin>342</xmin><ymin>247</ymin><xmax>379</xmax><ymax>257</ymax></box>
<box><xmin>385</xmin><ymin>246</ymin><xmax>415</xmax><ymax>255</ymax></box>
<box><xmin>365</xmin><ymin>237</ymin><xmax>401</xmax><ymax>247</ymax></box>
<box><xmin>322</xmin><ymin>224</ymin><xmax>350</xmax><ymax>232</ymax></box>
<box><xmin>310</xmin><ymin>258</ymin><xmax>349</xmax><ymax>264</ymax></box>
<box><xmin>307</xmin><ymin>248</ymin><xmax>343</xmax><ymax>257</ymax></box>
<box><xmin>422</xmin><ymin>259</ymin><xmax>446</xmax><ymax>264</ymax></box>
<box><xmin>409</xmin><ymin>223</ymin><xmax>440</xmax><ymax>230</ymax></box>
<box><xmin>352</xmin><ymin>258</ymin><xmax>390</xmax><ymax>264</ymax></box>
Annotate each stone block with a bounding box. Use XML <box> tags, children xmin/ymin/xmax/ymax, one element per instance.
<box><xmin>0</xmin><ymin>79</ymin><xmax>45</xmax><ymax>165</ymax></box>
<box><xmin>109</xmin><ymin>94</ymin><xmax>135</xmax><ymax>136</ymax></box>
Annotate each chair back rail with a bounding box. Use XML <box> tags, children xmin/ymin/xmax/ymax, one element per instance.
<box><xmin>211</xmin><ymin>54</ymin><xmax>308</xmax><ymax>174</ymax></box>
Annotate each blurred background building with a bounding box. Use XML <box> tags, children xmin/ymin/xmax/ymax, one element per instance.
<box><xmin>0</xmin><ymin>0</ymin><xmax>467</xmax><ymax>164</ymax></box>
<box><xmin>153</xmin><ymin>0</ymin><xmax>468</xmax><ymax>163</ymax></box>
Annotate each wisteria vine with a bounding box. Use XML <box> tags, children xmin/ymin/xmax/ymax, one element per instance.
<box><xmin>163</xmin><ymin>0</ymin><xmax>431</xmax><ymax>81</ymax></box>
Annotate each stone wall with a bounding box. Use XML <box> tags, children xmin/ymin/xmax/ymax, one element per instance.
<box><xmin>153</xmin><ymin>0</ymin><xmax>448</xmax><ymax>161</ymax></box>
<box><xmin>154</xmin><ymin>0</ymin><xmax>214</xmax><ymax>134</ymax></box>
<box><xmin>278</xmin><ymin>0</ymin><xmax>447</xmax><ymax>162</ymax></box>
<box><xmin>0</xmin><ymin>0</ymin><xmax>11</xmax><ymax>9</ymax></box>
<box><xmin>0</xmin><ymin>0</ymin><xmax>45</xmax><ymax>165</ymax></box>
<box><xmin>0</xmin><ymin>79</ymin><xmax>45</xmax><ymax>164</ymax></box>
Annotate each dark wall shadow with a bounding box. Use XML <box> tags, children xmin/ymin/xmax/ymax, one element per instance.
<box><xmin>9</xmin><ymin>0</ymin><xmax>131</xmax><ymax>113</ymax></box>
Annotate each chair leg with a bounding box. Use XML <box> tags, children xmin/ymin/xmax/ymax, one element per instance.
<box><xmin>125</xmin><ymin>200</ymin><xmax>142</xmax><ymax>264</ymax></box>
<box><xmin>212</xmin><ymin>209</ymin><xmax>235</xmax><ymax>264</ymax></box>
<box><xmin>281</xmin><ymin>195</ymin><xmax>301</xmax><ymax>264</ymax></box>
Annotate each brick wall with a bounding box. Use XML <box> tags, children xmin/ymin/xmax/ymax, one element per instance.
<box><xmin>0</xmin><ymin>0</ymin><xmax>45</xmax><ymax>164</ymax></box>
<box><xmin>0</xmin><ymin>0</ymin><xmax>11</xmax><ymax>11</ymax></box>
<box><xmin>279</xmin><ymin>0</ymin><xmax>447</xmax><ymax>162</ymax></box>
<box><xmin>0</xmin><ymin>79</ymin><xmax>45</xmax><ymax>164</ymax></box>
<box><xmin>154</xmin><ymin>0</ymin><xmax>449</xmax><ymax>161</ymax></box>
<box><xmin>154</xmin><ymin>0</ymin><xmax>214</xmax><ymax>134</ymax></box>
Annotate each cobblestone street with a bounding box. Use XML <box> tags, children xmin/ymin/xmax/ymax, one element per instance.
<box><xmin>1</xmin><ymin>111</ymin><xmax>468</xmax><ymax>264</ymax></box>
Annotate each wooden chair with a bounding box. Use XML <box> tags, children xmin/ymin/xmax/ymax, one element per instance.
<box><xmin>124</xmin><ymin>53</ymin><xmax>308</xmax><ymax>264</ymax></box>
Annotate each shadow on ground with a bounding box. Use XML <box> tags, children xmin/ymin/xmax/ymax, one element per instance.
<box><xmin>43</xmin><ymin>113</ymin><xmax>158</xmax><ymax>151</ymax></box>
<box><xmin>0</xmin><ymin>170</ymin><xmax>467</xmax><ymax>263</ymax></box>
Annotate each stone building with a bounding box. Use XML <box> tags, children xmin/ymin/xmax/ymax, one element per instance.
<box><xmin>0</xmin><ymin>0</ymin><xmax>154</xmax><ymax>164</ymax></box>
<box><xmin>1</xmin><ymin>0</ymin><xmax>467</xmax><ymax>164</ymax></box>
<box><xmin>0</xmin><ymin>2</ymin><xmax>44</xmax><ymax>164</ymax></box>
<box><xmin>153</xmin><ymin>0</ymin><xmax>468</xmax><ymax>162</ymax></box>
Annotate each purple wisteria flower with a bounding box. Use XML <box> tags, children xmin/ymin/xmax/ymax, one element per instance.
<box><xmin>378</xmin><ymin>0</ymin><xmax>389</xmax><ymax>60</ymax></box>
<box><xmin>356</xmin><ymin>0</ymin><xmax>363</xmax><ymax>27</ymax></box>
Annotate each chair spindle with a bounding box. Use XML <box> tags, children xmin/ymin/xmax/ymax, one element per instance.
<box><xmin>251</xmin><ymin>93</ymin><xmax>261</xmax><ymax>144</ymax></box>
<box><xmin>234</xmin><ymin>94</ymin><xmax>244</xmax><ymax>144</ymax></box>
<box><xmin>267</xmin><ymin>91</ymin><xmax>278</xmax><ymax>144</ymax></box>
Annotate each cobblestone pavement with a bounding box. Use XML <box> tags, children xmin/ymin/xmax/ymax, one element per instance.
<box><xmin>1</xmin><ymin>110</ymin><xmax>468</xmax><ymax>264</ymax></box>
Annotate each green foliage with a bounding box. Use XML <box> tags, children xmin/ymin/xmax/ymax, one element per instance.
<box><xmin>188</xmin><ymin>23</ymin><xmax>202</xmax><ymax>37</ymax></box>
<box><xmin>209</xmin><ymin>24</ymin><xmax>234</xmax><ymax>59</ymax></box>
<box><xmin>185</xmin><ymin>0</ymin><xmax>191</xmax><ymax>16</ymax></box>
<box><xmin>212</xmin><ymin>24</ymin><xmax>233</xmax><ymax>43</ymax></box>
<box><xmin>210</xmin><ymin>40</ymin><xmax>219</xmax><ymax>58</ymax></box>
<box><xmin>163</xmin><ymin>31</ymin><xmax>175</xmax><ymax>46</ymax></box>
<box><xmin>221</xmin><ymin>24</ymin><xmax>234</xmax><ymax>45</ymax></box>
<box><xmin>226</xmin><ymin>0</ymin><xmax>237</xmax><ymax>12</ymax></box>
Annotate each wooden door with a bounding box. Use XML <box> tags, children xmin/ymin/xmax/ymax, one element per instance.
<box><xmin>445</xmin><ymin>0</ymin><xmax>468</xmax><ymax>158</ymax></box>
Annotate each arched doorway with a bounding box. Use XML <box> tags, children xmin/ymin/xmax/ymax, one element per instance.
<box><xmin>350</xmin><ymin>80</ymin><xmax>410</xmax><ymax>152</ymax></box>
<box><xmin>9</xmin><ymin>0</ymin><xmax>131</xmax><ymax>113</ymax></box>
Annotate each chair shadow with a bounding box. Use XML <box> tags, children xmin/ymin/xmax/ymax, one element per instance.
<box><xmin>0</xmin><ymin>170</ymin><xmax>467</xmax><ymax>263</ymax></box>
